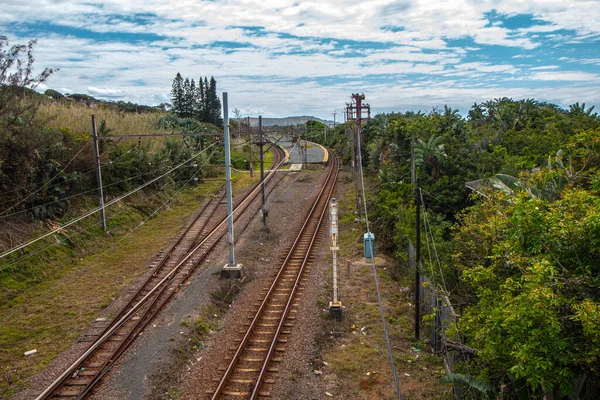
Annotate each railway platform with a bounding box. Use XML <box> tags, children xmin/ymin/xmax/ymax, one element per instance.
<box><xmin>273</xmin><ymin>136</ymin><xmax>328</xmax><ymax>165</ymax></box>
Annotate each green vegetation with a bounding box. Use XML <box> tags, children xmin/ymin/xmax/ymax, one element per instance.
<box><xmin>170</xmin><ymin>73</ymin><xmax>223</xmax><ymax>127</ymax></box>
<box><xmin>311</xmin><ymin>99</ymin><xmax>600</xmax><ymax>398</ymax></box>
<box><xmin>0</xmin><ymin>38</ymin><xmax>271</xmax><ymax>396</ymax></box>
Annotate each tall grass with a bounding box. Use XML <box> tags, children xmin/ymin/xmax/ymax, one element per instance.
<box><xmin>38</xmin><ymin>101</ymin><xmax>167</xmax><ymax>135</ymax></box>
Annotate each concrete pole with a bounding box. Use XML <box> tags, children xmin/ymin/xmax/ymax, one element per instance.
<box><xmin>223</xmin><ymin>93</ymin><xmax>235</xmax><ymax>267</ymax></box>
<box><xmin>91</xmin><ymin>115</ymin><xmax>107</xmax><ymax>232</ymax></box>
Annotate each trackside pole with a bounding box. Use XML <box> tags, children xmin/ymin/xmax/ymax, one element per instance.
<box><xmin>329</xmin><ymin>198</ymin><xmax>343</xmax><ymax>319</ymax></box>
<box><xmin>91</xmin><ymin>115</ymin><xmax>107</xmax><ymax>232</ymax></box>
<box><xmin>415</xmin><ymin>177</ymin><xmax>421</xmax><ymax>339</ymax></box>
<box><xmin>221</xmin><ymin>92</ymin><xmax>244</xmax><ymax>278</ymax></box>
<box><xmin>259</xmin><ymin>116</ymin><xmax>267</xmax><ymax>227</ymax></box>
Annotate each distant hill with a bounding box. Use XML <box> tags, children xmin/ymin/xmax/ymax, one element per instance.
<box><xmin>43</xmin><ymin>89</ymin><xmax>168</xmax><ymax>114</ymax></box>
<box><xmin>245</xmin><ymin>116</ymin><xmax>335</xmax><ymax>127</ymax></box>
<box><xmin>43</xmin><ymin>89</ymin><xmax>335</xmax><ymax>124</ymax></box>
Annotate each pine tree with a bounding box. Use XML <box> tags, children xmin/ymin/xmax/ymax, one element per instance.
<box><xmin>170</xmin><ymin>73</ymin><xmax>184</xmax><ymax>116</ymax></box>
<box><xmin>194</xmin><ymin>77</ymin><xmax>203</xmax><ymax>120</ymax></box>
<box><xmin>208</xmin><ymin>76</ymin><xmax>223</xmax><ymax>127</ymax></box>
<box><xmin>182</xmin><ymin>78</ymin><xmax>191</xmax><ymax>117</ymax></box>
<box><xmin>202</xmin><ymin>77</ymin><xmax>210</xmax><ymax>123</ymax></box>
<box><xmin>184</xmin><ymin>78</ymin><xmax>196</xmax><ymax>118</ymax></box>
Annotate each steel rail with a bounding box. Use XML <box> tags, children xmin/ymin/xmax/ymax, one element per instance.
<box><xmin>250</xmin><ymin>152</ymin><xmax>339</xmax><ymax>399</ymax></box>
<box><xmin>77</xmin><ymin>146</ymin><xmax>288</xmax><ymax>399</ymax></box>
<box><xmin>36</xmin><ymin>145</ymin><xmax>286</xmax><ymax>400</ymax></box>
<box><xmin>211</xmin><ymin>149</ymin><xmax>338</xmax><ymax>399</ymax></box>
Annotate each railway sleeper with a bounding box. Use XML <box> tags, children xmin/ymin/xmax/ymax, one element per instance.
<box><xmin>206</xmin><ymin>390</ymin><xmax>270</xmax><ymax>397</ymax></box>
<box><xmin>63</xmin><ymin>377</ymin><xmax>93</xmax><ymax>386</ymax></box>
<box><xmin>55</xmin><ymin>387</ymin><xmax>84</xmax><ymax>397</ymax></box>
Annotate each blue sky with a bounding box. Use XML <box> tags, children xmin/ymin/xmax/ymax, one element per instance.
<box><xmin>2</xmin><ymin>0</ymin><xmax>599</xmax><ymax>119</ymax></box>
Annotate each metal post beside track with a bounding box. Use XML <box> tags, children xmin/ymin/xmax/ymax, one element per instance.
<box><xmin>91</xmin><ymin>115</ymin><xmax>107</xmax><ymax>232</ymax></box>
<box><xmin>221</xmin><ymin>92</ymin><xmax>244</xmax><ymax>278</ymax></box>
<box><xmin>259</xmin><ymin>116</ymin><xmax>267</xmax><ymax>227</ymax></box>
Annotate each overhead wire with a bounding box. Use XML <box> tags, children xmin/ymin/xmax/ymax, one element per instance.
<box><xmin>419</xmin><ymin>189</ymin><xmax>448</xmax><ymax>292</ymax></box>
<box><xmin>0</xmin><ymin>142</ymin><xmax>90</xmax><ymax>216</ymax></box>
<box><xmin>0</xmin><ymin>170</ymin><xmax>210</xmax><ymax>273</ymax></box>
<box><xmin>419</xmin><ymin>189</ymin><xmax>476</xmax><ymax>399</ymax></box>
<box><xmin>87</xmin><ymin>146</ymin><xmax>218</xmax><ymax>264</ymax></box>
<box><xmin>356</xmin><ymin>124</ymin><xmax>402</xmax><ymax>400</ymax></box>
<box><xmin>0</xmin><ymin>169</ymin><xmax>159</xmax><ymax>220</ymax></box>
<box><xmin>0</xmin><ymin>142</ymin><xmax>217</xmax><ymax>260</ymax></box>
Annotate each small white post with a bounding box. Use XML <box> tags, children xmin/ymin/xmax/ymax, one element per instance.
<box><xmin>329</xmin><ymin>198</ymin><xmax>343</xmax><ymax>319</ymax></box>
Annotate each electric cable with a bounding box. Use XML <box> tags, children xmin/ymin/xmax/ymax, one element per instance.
<box><xmin>0</xmin><ymin>169</ymin><xmax>159</xmax><ymax>221</ymax></box>
<box><xmin>0</xmin><ymin>170</ymin><xmax>209</xmax><ymax>272</ymax></box>
<box><xmin>356</xmin><ymin>124</ymin><xmax>402</xmax><ymax>400</ymax></box>
<box><xmin>420</xmin><ymin>189</ymin><xmax>448</xmax><ymax>292</ymax></box>
<box><xmin>0</xmin><ymin>143</ymin><xmax>217</xmax><ymax>260</ymax></box>
<box><xmin>88</xmin><ymin>147</ymin><xmax>217</xmax><ymax>264</ymax></box>
<box><xmin>419</xmin><ymin>189</ymin><xmax>477</xmax><ymax>399</ymax></box>
<box><xmin>0</xmin><ymin>142</ymin><xmax>90</xmax><ymax>216</ymax></box>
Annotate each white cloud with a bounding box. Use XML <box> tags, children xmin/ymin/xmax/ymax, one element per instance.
<box><xmin>87</xmin><ymin>87</ymin><xmax>123</xmax><ymax>96</ymax></box>
<box><xmin>1</xmin><ymin>0</ymin><xmax>599</xmax><ymax>117</ymax></box>
<box><xmin>529</xmin><ymin>71</ymin><xmax>600</xmax><ymax>82</ymax></box>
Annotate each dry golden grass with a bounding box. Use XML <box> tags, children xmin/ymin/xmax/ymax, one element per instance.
<box><xmin>38</xmin><ymin>101</ymin><xmax>166</xmax><ymax>135</ymax></box>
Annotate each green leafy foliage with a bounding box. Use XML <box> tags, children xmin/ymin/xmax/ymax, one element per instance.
<box><xmin>348</xmin><ymin>98</ymin><xmax>600</xmax><ymax>397</ymax></box>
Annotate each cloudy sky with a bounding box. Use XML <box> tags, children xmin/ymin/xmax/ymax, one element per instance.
<box><xmin>2</xmin><ymin>0</ymin><xmax>600</xmax><ymax>119</ymax></box>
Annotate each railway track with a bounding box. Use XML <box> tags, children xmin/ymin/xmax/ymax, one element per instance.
<box><xmin>36</xmin><ymin>144</ymin><xmax>287</xmax><ymax>400</ymax></box>
<box><xmin>210</xmin><ymin>148</ymin><xmax>339</xmax><ymax>399</ymax></box>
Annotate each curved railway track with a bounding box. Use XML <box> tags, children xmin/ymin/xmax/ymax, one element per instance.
<box><xmin>210</xmin><ymin>148</ymin><xmax>339</xmax><ymax>399</ymax></box>
<box><xmin>37</xmin><ymin>143</ymin><xmax>287</xmax><ymax>400</ymax></box>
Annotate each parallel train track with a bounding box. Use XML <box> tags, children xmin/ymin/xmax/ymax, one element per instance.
<box><xmin>210</xmin><ymin>148</ymin><xmax>338</xmax><ymax>399</ymax></box>
<box><xmin>37</xmin><ymin>144</ymin><xmax>287</xmax><ymax>400</ymax></box>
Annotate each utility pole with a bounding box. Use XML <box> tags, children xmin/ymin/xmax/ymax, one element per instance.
<box><xmin>355</xmin><ymin>94</ymin><xmax>363</xmax><ymax>219</ymax></box>
<box><xmin>415</xmin><ymin>177</ymin><xmax>421</xmax><ymax>340</ymax></box>
<box><xmin>249</xmin><ymin>141</ymin><xmax>253</xmax><ymax>177</ymax></box>
<box><xmin>91</xmin><ymin>115</ymin><xmax>107</xmax><ymax>232</ymax></box>
<box><xmin>348</xmin><ymin>111</ymin><xmax>355</xmax><ymax>181</ymax></box>
<box><xmin>333</xmin><ymin>111</ymin><xmax>336</xmax><ymax>129</ymax></box>
<box><xmin>259</xmin><ymin>116</ymin><xmax>267</xmax><ymax>228</ymax></box>
<box><xmin>221</xmin><ymin>92</ymin><xmax>243</xmax><ymax>278</ymax></box>
<box><xmin>411</xmin><ymin>135</ymin><xmax>416</xmax><ymax>196</ymax></box>
<box><xmin>345</xmin><ymin>94</ymin><xmax>370</xmax><ymax>216</ymax></box>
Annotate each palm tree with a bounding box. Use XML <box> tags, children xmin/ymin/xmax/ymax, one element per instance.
<box><xmin>414</xmin><ymin>134</ymin><xmax>446</xmax><ymax>180</ymax></box>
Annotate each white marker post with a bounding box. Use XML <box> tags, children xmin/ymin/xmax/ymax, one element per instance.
<box><xmin>329</xmin><ymin>198</ymin><xmax>343</xmax><ymax>319</ymax></box>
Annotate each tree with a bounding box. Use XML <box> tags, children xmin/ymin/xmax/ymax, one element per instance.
<box><xmin>414</xmin><ymin>134</ymin><xmax>446</xmax><ymax>180</ymax></box>
<box><xmin>454</xmin><ymin>186</ymin><xmax>600</xmax><ymax>396</ymax></box>
<box><xmin>202</xmin><ymin>76</ymin><xmax>209</xmax><ymax>122</ymax></box>
<box><xmin>182</xmin><ymin>78</ymin><xmax>196</xmax><ymax>118</ymax></box>
<box><xmin>170</xmin><ymin>72</ymin><xmax>184</xmax><ymax>116</ymax></box>
<box><xmin>208</xmin><ymin>76</ymin><xmax>222</xmax><ymax>127</ymax></box>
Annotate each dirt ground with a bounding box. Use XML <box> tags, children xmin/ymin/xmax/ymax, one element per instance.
<box><xmin>11</xmin><ymin>164</ymin><xmax>451</xmax><ymax>400</ymax></box>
